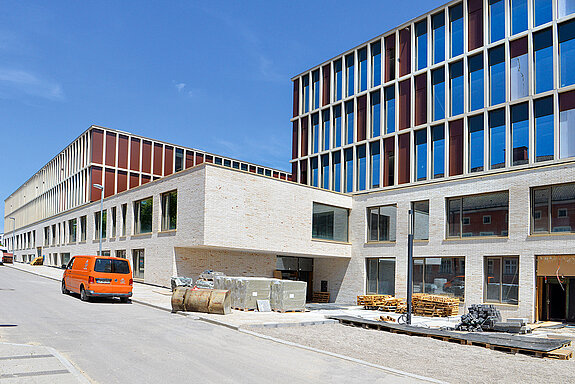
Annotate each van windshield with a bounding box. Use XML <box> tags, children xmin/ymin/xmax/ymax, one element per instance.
<box><xmin>94</xmin><ymin>259</ymin><xmax>130</xmax><ymax>274</ymax></box>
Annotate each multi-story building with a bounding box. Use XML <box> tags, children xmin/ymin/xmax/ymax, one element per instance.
<box><xmin>5</xmin><ymin>0</ymin><xmax>575</xmax><ymax>323</ymax></box>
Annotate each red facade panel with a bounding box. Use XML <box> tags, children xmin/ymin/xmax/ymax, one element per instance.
<box><xmin>105</xmin><ymin>132</ymin><xmax>116</xmax><ymax>167</ymax></box>
<box><xmin>142</xmin><ymin>140</ymin><xmax>152</xmax><ymax>173</ymax></box>
<box><xmin>301</xmin><ymin>117</ymin><xmax>308</xmax><ymax>157</ymax></box>
<box><xmin>185</xmin><ymin>150</ymin><xmax>194</xmax><ymax>168</ymax></box>
<box><xmin>91</xmin><ymin>129</ymin><xmax>104</xmax><ymax>164</ymax></box>
<box><xmin>357</xmin><ymin>95</ymin><xmax>367</xmax><ymax>142</ymax></box>
<box><xmin>104</xmin><ymin>168</ymin><xmax>115</xmax><ymax>198</ymax></box>
<box><xmin>322</xmin><ymin>63</ymin><xmax>331</xmax><ymax>107</ymax></box>
<box><xmin>117</xmin><ymin>170</ymin><xmax>127</xmax><ymax>193</ymax></box>
<box><xmin>468</xmin><ymin>0</ymin><xmax>483</xmax><ymax>51</ymax></box>
<box><xmin>449</xmin><ymin>119</ymin><xmax>464</xmax><ymax>176</ymax></box>
<box><xmin>164</xmin><ymin>146</ymin><xmax>173</xmax><ymax>176</ymax></box>
<box><xmin>90</xmin><ymin>166</ymin><xmax>102</xmax><ymax>202</ymax></box>
<box><xmin>129</xmin><ymin>172</ymin><xmax>140</xmax><ymax>189</ymax></box>
<box><xmin>385</xmin><ymin>34</ymin><xmax>396</xmax><ymax>82</ymax></box>
<box><xmin>141</xmin><ymin>174</ymin><xmax>151</xmax><ymax>185</ymax></box>
<box><xmin>299</xmin><ymin>161</ymin><xmax>307</xmax><ymax>185</ymax></box>
<box><xmin>205</xmin><ymin>155</ymin><xmax>213</xmax><ymax>163</ymax></box>
<box><xmin>399</xmin><ymin>79</ymin><xmax>411</xmax><ymax>130</ymax></box>
<box><xmin>293</xmin><ymin>78</ymin><xmax>300</xmax><ymax>117</ymax></box>
<box><xmin>130</xmin><ymin>138</ymin><xmax>140</xmax><ymax>171</ymax></box>
<box><xmin>118</xmin><ymin>134</ymin><xmax>129</xmax><ymax>169</ymax></box>
<box><xmin>195</xmin><ymin>153</ymin><xmax>204</xmax><ymax>165</ymax></box>
<box><xmin>291</xmin><ymin>163</ymin><xmax>298</xmax><ymax>183</ymax></box>
<box><xmin>153</xmin><ymin>143</ymin><xmax>163</xmax><ymax>175</ymax></box>
<box><xmin>415</xmin><ymin>74</ymin><xmax>427</xmax><ymax>126</ymax></box>
<box><xmin>398</xmin><ymin>133</ymin><xmax>410</xmax><ymax>184</ymax></box>
<box><xmin>384</xmin><ymin>137</ymin><xmax>395</xmax><ymax>187</ymax></box>
<box><xmin>292</xmin><ymin>121</ymin><xmax>299</xmax><ymax>159</ymax></box>
<box><xmin>399</xmin><ymin>28</ymin><xmax>411</xmax><ymax>77</ymax></box>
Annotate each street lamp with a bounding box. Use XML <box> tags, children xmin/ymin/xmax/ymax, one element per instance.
<box><xmin>406</xmin><ymin>209</ymin><xmax>414</xmax><ymax>325</ymax></box>
<box><xmin>9</xmin><ymin>217</ymin><xmax>15</xmax><ymax>260</ymax></box>
<box><xmin>93</xmin><ymin>184</ymin><xmax>104</xmax><ymax>256</ymax></box>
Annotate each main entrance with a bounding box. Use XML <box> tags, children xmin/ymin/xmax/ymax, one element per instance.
<box><xmin>536</xmin><ymin>255</ymin><xmax>575</xmax><ymax>322</ymax></box>
<box><xmin>275</xmin><ymin>256</ymin><xmax>313</xmax><ymax>301</ymax></box>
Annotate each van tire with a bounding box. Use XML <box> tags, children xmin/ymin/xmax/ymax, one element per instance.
<box><xmin>61</xmin><ymin>280</ymin><xmax>69</xmax><ymax>294</ymax></box>
<box><xmin>120</xmin><ymin>297</ymin><xmax>129</xmax><ymax>304</ymax></box>
<box><xmin>80</xmin><ymin>286</ymin><xmax>89</xmax><ymax>302</ymax></box>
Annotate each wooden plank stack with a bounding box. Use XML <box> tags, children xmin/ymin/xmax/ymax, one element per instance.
<box><xmin>312</xmin><ymin>292</ymin><xmax>330</xmax><ymax>303</ymax></box>
<box><xmin>357</xmin><ymin>293</ymin><xmax>459</xmax><ymax>317</ymax></box>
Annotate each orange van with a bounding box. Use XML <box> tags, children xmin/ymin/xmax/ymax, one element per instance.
<box><xmin>62</xmin><ymin>255</ymin><xmax>133</xmax><ymax>302</ymax></box>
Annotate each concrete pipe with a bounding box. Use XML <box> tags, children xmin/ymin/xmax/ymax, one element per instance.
<box><xmin>171</xmin><ymin>287</ymin><xmax>188</xmax><ymax>313</ymax></box>
<box><xmin>171</xmin><ymin>288</ymin><xmax>231</xmax><ymax>315</ymax></box>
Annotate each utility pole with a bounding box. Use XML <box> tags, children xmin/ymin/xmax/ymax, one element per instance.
<box><xmin>9</xmin><ymin>217</ymin><xmax>15</xmax><ymax>260</ymax></box>
<box><xmin>93</xmin><ymin>184</ymin><xmax>104</xmax><ymax>256</ymax></box>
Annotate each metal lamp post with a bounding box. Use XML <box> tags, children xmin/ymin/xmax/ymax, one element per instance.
<box><xmin>93</xmin><ymin>184</ymin><xmax>104</xmax><ymax>256</ymax></box>
<box><xmin>9</xmin><ymin>217</ymin><xmax>15</xmax><ymax>260</ymax></box>
<box><xmin>407</xmin><ymin>209</ymin><xmax>414</xmax><ymax>325</ymax></box>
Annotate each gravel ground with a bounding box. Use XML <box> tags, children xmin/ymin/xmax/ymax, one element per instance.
<box><xmin>251</xmin><ymin>324</ymin><xmax>575</xmax><ymax>384</ymax></box>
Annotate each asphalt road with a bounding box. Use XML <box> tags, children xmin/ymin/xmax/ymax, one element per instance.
<box><xmin>0</xmin><ymin>267</ymin><xmax>433</xmax><ymax>384</ymax></box>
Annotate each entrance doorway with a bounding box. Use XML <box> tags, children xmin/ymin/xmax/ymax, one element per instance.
<box><xmin>542</xmin><ymin>279</ymin><xmax>567</xmax><ymax>321</ymax></box>
<box><xmin>276</xmin><ymin>256</ymin><xmax>313</xmax><ymax>301</ymax></box>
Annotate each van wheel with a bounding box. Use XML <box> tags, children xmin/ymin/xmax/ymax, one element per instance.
<box><xmin>120</xmin><ymin>297</ymin><xmax>129</xmax><ymax>304</ymax></box>
<box><xmin>80</xmin><ymin>286</ymin><xmax>89</xmax><ymax>302</ymax></box>
<box><xmin>61</xmin><ymin>280</ymin><xmax>69</xmax><ymax>294</ymax></box>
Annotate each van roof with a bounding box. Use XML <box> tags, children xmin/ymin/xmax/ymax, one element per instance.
<box><xmin>74</xmin><ymin>255</ymin><xmax>126</xmax><ymax>260</ymax></box>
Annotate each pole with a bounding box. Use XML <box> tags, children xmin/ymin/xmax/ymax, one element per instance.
<box><xmin>99</xmin><ymin>188</ymin><xmax>103</xmax><ymax>256</ymax></box>
<box><xmin>407</xmin><ymin>209</ymin><xmax>413</xmax><ymax>325</ymax></box>
<box><xmin>8</xmin><ymin>217</ymin><xmax>16</xmax><ymax>260</ymax></box>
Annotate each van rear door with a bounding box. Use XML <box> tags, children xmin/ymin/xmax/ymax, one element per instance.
<box><xmin>93</xmin><ymin>258</ymin><xmax>132</xmax><ymax>293</ymax></box>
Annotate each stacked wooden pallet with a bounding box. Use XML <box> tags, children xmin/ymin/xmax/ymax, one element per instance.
<box><xmin>411</xmin><ymin>293</ymin><xmax>459</xmax><ymax>317</ymax></box>
<box><xmin>357</xmin><ymin>295</ymin><xmax>406</xmax><ymax>310</ymax></box>
<box><xmin>312</xmin><ymin>292</ymin><xmax>330</xmax><ymax>303</ymax></box>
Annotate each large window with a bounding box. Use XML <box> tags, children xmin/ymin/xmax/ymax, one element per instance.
<box><xmin>312</xmin><ymin>113</ymin><xmax>320</xmax><ymax>154</ymax></box>
<box><xmin>357</xmin><ymin>145</ymin><xmax>366</xmax><ymax>191</ymax></box>
<box><xmin>533</xmin><ymin>29</ymin><xmax>554</xmax><ymax>94</ymax></box>
<box><xmin>511</xmin><ymin>0</ymin><xmax>528</xmax><ymax>35</ymax></box>
<box><xmin>68</xmin><ymin>219</ymin><xmax>77</xmax><ymax>243</ymax></box>
<box><xmin>450</xmin><ymin>4</ymin><xmax>464</xmax><ymax>58</ymax></box>
<box><xmin>80</xmin><ymin>215</ymin><xmax>86</xmax><ymax>242</ymax></box>
<box><xmin>414</xmin><ymin>257</ymin><xmax>465</xmax><ymax>298</ymax></box>
<box><xmin>432</xmin><ymin>124</ymin><xmax>445</xmax><ymax>178</ymax></box>
<box><xmin>312</xmin><ymin>70</ymin><xmax>320</xmax><ymax>110</ymax></box>
<box><xmin>489</xmin><ymin>0</ymin><xmax>505</xmax><ymax>43</ymax></box>
<box><xmin>344</xmin><ymin>148</ymin><xmax>353</xmax><ymax>193</ymax></box>
<box><xmin>371</xmin><ymin>41</ymin><xmax>381</xmax><ymax>87</ymax></box>
<box><xmin>448</xmin><ymin>191</ymin><xmax>509</xmax><ymax>238</ymax></box>
<box><xmin>384</xmin><ymin>86</ymin><xmax>395</xmax><ymax>134</ymax></box>
<box><xmin>111</xmin><ymin>206</ymin><xmax>117</xmax><ymax>238</ymax></box>
<box><xmin>334</xmin><ymin>104</ymin><xmax>342</xmax><ymax>147</ymax></box>
<box><xmin>432</xmin><ymin>11</ymin><xmax>445</xmax><ymax>64</ymax></box>
<box><xmin>334</xmin><ymin>59</ymin><xmax>343</xmax><ymax>101</ymax></box>
<box><xmin>161</xmin><ymin>190</ymin><xmax>177</xmax><ymax>231</ymax></box>
<box><xmin>370</xmin><ymin>91</ymin><xmax>381</xmax><ymax>138</ymax></box>
<box><xmin>534</xmin><ymin>0</ymin><xmax>552</xmax><ymax>27</ymax></box>
<box><xmin>134</xmin><ymin>197</ymin><xmax>153</xmax><ymax>234</ymax></box>
<box><xmin>511</xmin><ymin>102</ymin><xmax>529</xmax><ymax>165</ymax></box>
<box><xmin>450</xmin><ymin>61</ymin><xmax>464</xmax><ymax>116</ymax></box>
<box><xmin>368</xmin><ymin>205</ymin><xmax>397</xmax><ymax>242</ymax></box>
<box><xmin>312</xmin><ymin>203</ymin><xmax>348</xmax><ymax>242</ymax></box>
<box><xmin>415</xmin><ymin>129</ymin><xmax>427</xmax><ymax>181</ymax></box>
<box><xmin>560</xmin><ymin>93</ymin><xmax>575</xmax><ymax>159</ymax></box>
<box><xmin>175</xmin><ymin>148</ymin><xmax>184</xmax><ymax>172</ymax></box>
<box><xmin>532</xmin><ymin>183</ymin><xmax>575</xmax><ymax>233</ymax></box>
<box><xmin>559</xmin><ymin>0</ymin><xmax>575</xmax><ymax>17</ymax></box>
<box><xmin>412</xmin><ymin>200</ymin><xmax>429</xmax><ymax>241</ymax></box>
<box><xmin>489</xmin><ymin>109</ymin><xmax>506</xmax><ymax>169</ymax></box>
<box><xmin>366</xmin><ymin>258</ymin><xmax>395</xmax><ymax>295</ymax></box>
<box><xmin>302</xmin><ymin>75</ymin><xmax>309</xmax><ymax>114</ymax></box>
<box><xmin>311</xmin><ymin>157</ymin><xmax>319</xmax><ymax>187</ymax></box>
<box><xmin>322</xmin><ymin>109</ymin><xmax>330</xmax><ymax>151</ymax></box>
<box><xmin>321</xmin><ymin>155</ymin><xmax>329</xmax><ymax>189</ymax></box>
<box><xmin>415</xmin><ymin>20</ymin><xmax>427</xmax><ymax>71</ymax></box>
<box><xmin>535</xmin><ymin>96</ymin><xmax>554</xmax><ymax>162</ymax></box>
<box><xmin>121</xmin><ymin>204</ymin><xmax>127</xmax><ymax>236</ymax></box>
<box><xmin>94</xmin><ymin>210</ymin><xmax>107</xmax><ymax>239</ymax></box>
<box><xmin>370</xmin><ymin>141</ymin><xmax>380</xmax><ymax>189</ymax></box>
<box><xmin>560</xmin><ymin>20</ymin><xmax>575</xmax><ymax>87</ymax></box>
<box><xmin>489</xmin><ymin>45</ymin><xmax>506</xmax><ymax>106</ymax></box>
<box><xmin>346</xmin><ymin>54</ymin><xmax>355</xmax><ymax>97</ymax></box>
<box><xmin>332</xmin><ymin>151</ymin><xmax>341</xmax><ymax>192</ymax></box>
<box><xmin>468</xmin><ymin>114</ymin><xmax>484</xmax><ymax>173</ymax></box>
<box><xmin>468</xmin><ymin>54</ymin><xmax>484</xmax><ymax>112</ymax></box>
<box><xmin>485</xmin><ymin>256</ymin><xmax>519</xmax><ymax>304</ymax></box>
<box><xmin>359</xmin><ymin>47</ymin><xmax>367</xmax><ymax>92</ymax></box>
<box><xmin>432</xmin><ymin>68</ymin><xmax>445</xmax><ymax>121</ymax></box>
<box><xmin>510</xmin><ymin>39</ymin><xmax>529</xmax><ymax>100</ymax></box>
<box><xmin>345</xmin><ymin>101</ymin><xmax>354</xmax><ymax>145</ymax></box>
<box><xmin>132</xmin><ymin>249</ymin><xmax>145</xmax><ymax>280</ymax></box>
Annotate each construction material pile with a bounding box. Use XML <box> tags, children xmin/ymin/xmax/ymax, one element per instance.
<box><xmin>456</xmin><ymin>304</ymin><xmax>501</xmax><ymax>331</ymax></box>
<box><xmin>270</xmin><ymin>280</ymin><xmax>307</xmax><ymax>312</ymax></box>
<box><xmin>357</xmin><ymin>295</ymin><xmax>406</xmax><ymax>311</ymax></box>
<box><xmin>357</xmin><ymin>293</ymin><xmax>459</xmax><ymax>317</ymax></box>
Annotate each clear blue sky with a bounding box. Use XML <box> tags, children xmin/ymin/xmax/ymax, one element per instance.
<box><xmin>0</xmin><ymin>0</ymin><xmax>443</xmax><ymax>232</ymax></box>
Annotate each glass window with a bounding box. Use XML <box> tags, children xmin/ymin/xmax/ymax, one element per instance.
<box><xmin>134</xmin><ymin>197</ymin><xmax>153</xmax><ymax>234</ymax></box>
<box><xmin>132</xmin><ymin>249</ymin><xmax>145</xmax><ymax>279</ymax></box>
<box><xmin>489</xmin><ymin>0</ymin><xmax>506</xmax><ymax>43</ymax></box>
<box><xmin>432</xmin><ymin>12</ymin><xmax>445</xmax><ymax>64</ymax></box>
<box><xmin>312</xmin><ymin>203</ymin><xmax>348</xmax><ymax>242</ymax></box>
<box><xmin>511</xmin><ymin>0</ymin><xmax>528</xmax><ymax>35</ymax></box>
<box><xmin>332</xmin><ymin>151</ymin><xmax>341</xmax><ymax>192</ymax></box>
<box><xmin>175</xmin><ymin>148</ymin><xmax>184</xmax><ymax>172</ymax></box>
<box><xmin>346</xmin><ymin>54</ymin><xmax>355</xmax><ymax>97</ymax></box>
<box><xmin>302</xmin><ymin>75</ymin><xmax>309</xmax><ymax>113</ymax></box>
<box><xmin>534</xmin><ymin>0</ymin><xmax>552</xmax><ymax>26</ymax></box>
<box><xmin>510</xmin><ymin>51</ymin><xmax>529</xmax><ymax>101</ymax></box>
<box><xmin>161</xmin><ymin>190</ymin><xmax>177</xmax><ymax>231</ymax></box>
<box><xmin>450</xmin><ymin>61</ymin><xmax>464</xmax><ymax>116</ymax></box>
<box><xmin>371</xmin><ymin>91</ymin><xmax>381</xmax><ymax>138</ymax></box>
<box><xmin>121</xmin><ymin>204</ymin><xmax>127</xmax><ymax>236</ymax></box>
<box><xmin>415</xmin><ymin>129</ymin><xmax>427</xmax><ymax>181</ymax></box>
<box><xmin>366</xmin><ymin>258</ymin><xmax>395</xmax><ymax>295</ymax></box>
<box><xmin>469</xmin><ymin>114</ymin><xmax>485</xmax><ymax>172</ymax></box>
<box><xmin>432</xmin><ymin>68</ymin><xmax>445</xmax><ymax>121</ymax></box>
<box><xmin>448</xmin><ymin>191</ymin><xmax>509</xmax><ymax>238</ymax></box>
<box><xmin>111</xmin><ymin>206</ymin><xmax>117</xmax><ymax>238</ymax></box>
<box><xmin>368</xmin><ymin>205</ymin><xmax>397</xmax><ymax>242</ymax></box>
<box><xmin>534</xmin><ymin>29</ymin><xmax>554</xmax><ymax>94</ymax></box>
<box><xmin>432</xmin><ymin>124</ymin><xmax>445</xmax><ymax>178</ymax></box>
<box><xmin>485</xmin><ymin>256</ymin><xmax>519</xmax><ymax>304</ymax></box>
<box><xmin>344</xmin><ymin>148</ymin><xmax>353</xmax><ymax>193</ymax></box>
<box><xmin>80</xmin><ymin>216</ymin><xmax>86</xmax><ymax>242</ymax></box>
<box><xmin>334</xmin><ymin>105</ymin><xmax>342</xmax><ymax>148</ymax></box>
<box><xmin>560</xmin><ymin>103</ymin><xmax>575</xmax><ymax>159</ymax></box>
<box><xmin>413</xmin><ymin>257</ymin><xmax>465</xmax><ymax>298</ymax></box>
<box><xmin>450</xmin><ymin>4</ymin><xmax>464</xmax><ymax>58</ymax></box>
<box><xmin>489</xmin><ymin>109</ymin><xmax>506</xmax><ymax>169</ymax></box>
<box><xmin>322</xmin><ymin>110</ymin><xmax>330</xmax><ymax>151</ymax></box>
<box><xmin>95</xmin><ymin>210</ymin><xmax>107</xmax><ymax>239</ymax></box>
<box><xmin>511</xmin><ymin>102</ymin><xmax>530</xmax><ymax>165</ymax></box>
<box><xmin>559</xmin><ymin>20</ymin><xmax>575</xmax><ymax>87</ymax></box>
<box><xmin>412</xmin><ymin>201</ymin><xmax>429</xmax><ymax>240</ymax></box>
<box><xmin>345</xmin><ymin>101</ymin><xmax>354</xmax><ymax>144</ymax></box>
<box><xmin>468</xmin><ymin>54</ymin><xmax>484</xmax><ymax>112</ymax></box>
<box><xmin>312</xmin><ymin>70</ymin><xmax>320</xmax><ymax>110</ymax></box>
<box><xmin>311</xmin><ymin>157</ymin><xmax>319</xmax><ymax>187</ymax></box>
<box><xmin>371</xmin><ymin>41</ymin><xmax>381</xmax><ymax>87</ymax></box>
<box><xmin>359</xmin><ymin>47</ymin><xmax>367</xmax><ymax>92</ymax></box>
<box><xmin>68</xmin><ymin>219</ymin><xmax>77</xmax><ymax>243</ymax></box>
<box><xmin>357</xmin><ymin>145</ymin><xmax>366</xmax><ymax>191</ymax></box>
<box><xmin>535</xmin><ymin>96</ymin><xmax>555</xmax><ymax>162</ymax></box>
<box><xmin>370</xmin><ymin>142</ymin><xmax>381</xmax><ymax>189</ymax></box>
<box><xmin>489</xmin><ymin>46</ymin><xmax>506</xmax><ymax>106</ymax></box>
<box><xmin>334</xmin><ymin>59</ymin><xmax>343</xmax><ymax>101</ymax></box>
<box><xmin>559</xmin><ymin>0</ymin><xmax>575</xmax><ymax>17</ymax></box>
<box><xmin>532</xmin><ymin>184</ymin><xmax>575</xmax><ymax>233</ymax></box>
<box><xmin>384</xmin><ymin>86</ymin><xmax>396</xmax><ymax>134</ymax></box>
<box><xmin>312</xmin><ymin>113</ymin><xmax>320</xmax><ymax>154</ymax></box>
<box><xmin>321</xmin><ymin>155</ymin><xmax>329</xmax><ymax>189</ymax></box>
<box><xmin>416</xmin><ymin>20</ymin><xmax>428</xmax><ymax>71</ymax></box>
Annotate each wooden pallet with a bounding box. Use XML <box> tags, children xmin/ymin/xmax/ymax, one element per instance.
<box><xmin>312</xmin><ymin>292</ymin><xmax>330</xmax><ymax>303</ymax></box>
<box><xmin>233</xmin><ymin>307</ymin><xmax>256</xmax><ymax>312</ymax></box>
<box><xmin>272</xmin><ymin>308</ymin><xmax>306</xmax><ymax>313</ymax></box>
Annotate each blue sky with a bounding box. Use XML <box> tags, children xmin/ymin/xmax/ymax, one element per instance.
<box><xmin>0</xmin><ymin>0</ymin><xmax>442</xmax><ymax>232</ymax></box>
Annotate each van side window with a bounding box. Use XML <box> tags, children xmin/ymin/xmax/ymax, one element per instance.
<box><xmin>67</xmin><ymin>258</ymin><xmax>75</xmax><ymax>270</ymax></box>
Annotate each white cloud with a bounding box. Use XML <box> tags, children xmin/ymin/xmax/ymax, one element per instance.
<box><xmin>174</xmin><ymin>82</ymin><xmax>186</xmax><ymax>92</ymax></box>
<box><xmin>0</xmin><ymin>68</ymin><xmax>63</xmax><ymax>101</ymax></box>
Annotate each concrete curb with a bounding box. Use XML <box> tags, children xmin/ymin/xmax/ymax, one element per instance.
<box><xmin>238</xmin><ymin>328</ymin><xmax>446</xmax><ymax>384</ymax></box>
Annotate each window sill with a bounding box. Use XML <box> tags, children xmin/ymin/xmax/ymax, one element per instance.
<box><xmin>118</xmin><ymin>236</ymin><xmax>127</xmax><ymax>240</ymax></box>
<box><xmin>311</xmin><ymin>238</ymin><xmax>351</xmax><ymax>245</ymax></box>
<box><xmin>482</xmin><ymin>302</ymin><xmax>519</xmax><ymax>307</ymax></box>
<box><xmin>365</xmin><ymin>241</ymin><xmax>396</xmax><ymax>245</ymax></box>
<box><xmin>413</xmin><ymin>239</ymin><xmax>429</xmax><ymax>243</ymax></box>
<box><xmin>158</xmin><ymin>229</ymin><xmax>177</xmax><ymax>234</ymax></box>
<box><xmin>443</xmin><ymin>236</ymin><xmax>508</xmax><ymax>241</ymax></box>
<box><xmin>528</xmin><ymin>232</ymin><xmax>575</xmax><ymax>238</ymax></box>
<box><xmin>93</xmin><ymin>239</ymin><xmax>107</xmax><ymax>243</ymax></box>
<box><xmin>132</xmin><ymin>232</ymin><xmax>152</xmax><ymax>238</ymax></box>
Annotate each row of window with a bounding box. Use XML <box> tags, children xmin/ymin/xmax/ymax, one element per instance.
<box><xmin>366</xmin><ymin>255</ymin><xmax>519</xmax><ymax>304</ymax></box>
<box><xmin>296</xmin><ymin>0</ymin><xmax>575</xmax><ymax>116</ymax></box>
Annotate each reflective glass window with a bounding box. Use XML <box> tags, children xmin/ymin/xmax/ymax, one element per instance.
<box><xmin>450</xmin><ymin>61</ymin><xmax>464</xmax><ymax>116</ymax></box>
<box><xmin>385</xmin><ymin>86</ymin><xmax>396</xmax><ymax>134</ymax></box>
<box><xmin>432</xmin><ymin>12</ymin><xmax>445</xmax><ymax>64</ymax></box>
<box><xmin>312</xmin><ymin>203</ymin><xmax>349</xmax><ymax>242</ymax></box>
<box><xmin>346</xmin><ymin>54</ymin><xmax>355</xmax><ymax>97</ymax></box>
<box><xmin>450</xmin><ymin>4</ymin><xmax>464</xmax><ymax>58</ymax></box>
<box><xmin>559</xmin><ymin>0</ymin><xmax>575</xmax><ymax>17</ymax></box>
<box><xmin>511</xmin><ymin>0</ymin><xmax>528</xmax><ymax>35</ymax></box>
<box><xmin>489</xmin><ymin>0</ymin><xmax>505</xmax><ymax>43</ymax></box>
<box><xmin>332</xmin><ymin>151</ymin><xmax>341</xmax><ymax>192</ymax></box>
<box><xmin>510</xmin><ymin>52</ymin><xmax>529</xmax><ymax>100</ymax></box>
<box><xmin>311</xmin><ymin>157</ymin><xmax>319</xmax><ymax>187</ymax></box>
<box><xmin>321</xmin><ymin>155</ymin><xmax>329</xmax><ymax>189</ymax></box>
<box><xmin>560</xmin><ymin>103</ymin><xmax>575</xmax><ymax>159</ymax></box>
<box><xmin>366</xmin><ymin>258</ymin><xmax>395</xmax><ymax>295</ymax></box>
<box><xmin>370</xmin><ymin>141</ymin><xmax>380</xmax><ymax>188</ymax></box>
<box><xmin>416</xmin><ymin>20</ymin><xmax>428</xmax><ymax>71</ymax></box>
<box><xmin>371</xmin><ymin>41</ymin><xmax>381</xmax><ymax>87</ymax></box>
<box><xmin>511</xmin><ymin>102</ymin><xmax>529</xmax><ymax>165</ymax></box>
<box><xmin>345</xmin><ymin>101</ymin><xmax>354</xmax><ymax>144</ymax></box>
<box><xmin>412</xmin><ymin>201</ymin><xmax>430</xmax><ymax>241</ymax></box>
<box><xmin>468</xmin><ymin>114</ymin><xmax>485</xmax><ymax>172</ymax></box>
<box><xmin>489</xmin><ymin>46</ymin><xmax>506</xmax><ymax>106</ymax></box>
<box><xmin>334</xmin><ymin>59</ymin><xmax>343</xmax><ymax>101</ymax></box>
<box><xmin>432</xmin><ymin>124</ymin><xmax>445</xmax><ymax>178</ymax></box>
<box><xmin>533</xmin><ymin>29</ymin><xmax>554</xmax><ymax>94</ymax></box>
<box><xmin>371</xmin><ymin>91</ymin><xmax>381</xmax><ymax>137</ymax></box>
<box><xmin>415</xmin><ymin>129</ymin><xmax>427</xmax><ymax>181</ymax></box>
<box><xmin>535</xmin><ymin>96</ymin><xmax>554</xmax><ymax>162</ymax></box>
<box><xmin>559</xmin><ymin>20</ymin><xmax>575</xmax><ymax>87</ymax></box>
<box><xmin>432</xmin><ymin>68</ymin><xmax>445</xmax><ymax>121</ymax></box>
<box><xmin>312</xmin><ymin>70</ymin><xmax>320</xmax><ymax>110</ymax></box>
<box><xmin>357</xmin><ymin>145</ymin><xmax>367</xmax><ymax>191</ymax></box>
<box><xmin>533</xmin><ymin>0</ymin><xmax>552</xmax><ymax>26</ymax></box>
<box><xmin>485</xmin><ymin>256</ymin><xmax>519</xmax><ymax>304</ymax></box>
<box><xmin>322</xmin><ymin>109</ymin><xmax>330</xmax><ymax>151</ymax></box>
<box><xmin>302</xmin><ymin>75</ymin><xmax>309</xmax><ymax>113</ymax></box>
<box><xmin>334</xmin><ymin>105</ymin><xmax>342</xmax><ymax>148</ymax></box>
<box><xmin>469</xmin><ymin>54</ymin><xmax>484</xmax><ymax>112</ymax></box>
<box><xmin>368</xmin><ymin>205</ymin><xmax>397</xmax><ymax>242</ymax></box>
<box><xmin>312</xmin><ymin>113</ymin><xmax>320</xmax><ymax>154</ymax></box>
<box><xmin>344</xmin><ymin>148</ymin><xmax>353</xmax><ymax>193</ymax></box>
<box><xmin>359</xmin><ymin>47</ymin><xmax>368</xmax><ymax>92</ymax></box>
<box><xmin>489</xmin><ymin>109</ymin><xmax>506</xmax><ymax>169</ymax></box>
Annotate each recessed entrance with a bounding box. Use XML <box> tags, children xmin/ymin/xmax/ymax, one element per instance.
<box><xmin>536</xmin><ymin>255</ymin><xmax>575</xmax><ymax>322</ymax></box>
<box><xmin>276</xmin><ymin>256</ymin><xmax>313</xmax><ymax>301</ymax></box>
